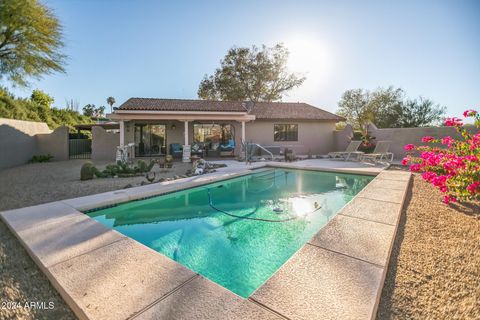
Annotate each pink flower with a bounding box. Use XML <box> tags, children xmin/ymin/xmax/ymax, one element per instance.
<box><xmin>432</xmin><ymin>175</ymin><xmax>448</xmax><ymax>188</ymax></box>
<box><xmin>466</xmin><ymin>182</ymin><xmax>480</xmax><ymax>194</ymax></box>
<box><xmin>409</xmin><ymin>164</ymin><xmax>421</xmax><ymax>172</ymax></box>
<box><xmin>463</xmin><ymin>109</ymin><xmax>477</xmax><ymax>117</ymax></box>
<box><xmin>401</xmin><ymin>157</ymin><xmax>410</xmax><ymax>166</ymax></box>
<box><xmin>444</xmin><ymin>117</ymin><xmax>463</xmax><ymax>127</ymax></box>
<box><xmin>441</xmin><ymin>136</ymin><xmax>454</xmax><ymax>147</ymax></box>
<box><xmin>442</xmin><ymin>196</ymin><xmax>456</xmax><ymax>204</ymax></box>
<box><xmin>404</xmin><ymin>144</ymin><xmax>415</xmax><ymax>151</ymax></box>
<box><xmin>421</xmin><ymin>171</ymin><xmax>437</xmax><ymax>182</ymax></box>
<box><xmin>421</xmin><ymin>136</ymin><xmax>435</xmax><ymax>143</ymax></box>
<box><xmin>465</xmin><ymin>155</ymin><xmax>479</xmax><ymax>162</ymax></box>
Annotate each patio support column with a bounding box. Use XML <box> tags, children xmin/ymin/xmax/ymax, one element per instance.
<box><xmin>184</xmin><ymin>120</ymin><xmax>189</xmax><ymax>145</ymax></box>
<box><xmin>241</xmin><ymin>121</ymin><xmax>246</xmax><ymax>143</ymax></box>
<box><xmin>182</xmin><ymin>120</ymin><xmax>191</xmax><ymax>162</ymax></box>
<box><xmin>119</xmin><ymin>120</ymin><xmax>125</xmax><ymax>147</ymax></box>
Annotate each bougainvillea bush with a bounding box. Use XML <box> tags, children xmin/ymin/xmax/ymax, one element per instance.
<box><xmin>402</xmin><ymin>109</ymin><xmax>480</xmax><ymax>204</ymax></box>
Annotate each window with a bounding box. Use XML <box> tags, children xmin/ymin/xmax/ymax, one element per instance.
<box><xmin>193</xmin><ymin>124</ymin><xmax>234</xmax><ymax>150</ymax></box>
<box><xmin>274</xmin><ymin>124</ymin><xmax>298</xmax><ymax>141</ymax></box>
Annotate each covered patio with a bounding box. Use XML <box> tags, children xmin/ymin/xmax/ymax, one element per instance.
<box><xmin>109</xmin><ymin>109</ymin><xmax>255</xmax><ymax>162</ymax></box>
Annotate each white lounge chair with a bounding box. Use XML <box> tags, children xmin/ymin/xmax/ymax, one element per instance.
<box><xmin>359</xmin><ymin>141</ymin><xmax>394</xmax><ymax>163</ymax></box>
<box><xmin>328</xmin><ymin>140</ymin><xmax>363</xmax><ymax>161</ymax></box>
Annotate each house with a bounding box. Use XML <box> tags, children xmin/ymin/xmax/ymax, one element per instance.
<box><xmin>105</xmin><ymin>98</ymin><xmax>345</xmax><ymax>161</ymax></box>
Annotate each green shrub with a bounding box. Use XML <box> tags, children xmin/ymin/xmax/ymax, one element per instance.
<box><xmin>92</xmin><ymin>166</ymin><xmax>106</xmax><ymax>178</ymax></box>
<box><xmin>80</xmin><ymin>162</ymin><xmax>95</xmax><ymax>180</ymax></box>
<box><xmin>28</xmin><ymin>154</ymin><xmax>53</xmax><ymax>163</ymax></box>
<box><xmin>137</xmin><ymin>159</ymin><xmax>148</xmax><ymax>172</ymax></box>
<box><xmin>0</xmin><ymin>88</ymin><xmax>93</xmax><ymax>131</ymax></box>
<box><xmin>80</xmin><ymin>160</ymin><xmax>155</xmax><ymax>180</ymax></box>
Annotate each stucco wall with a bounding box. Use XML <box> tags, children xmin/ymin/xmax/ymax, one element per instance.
<box><xmin>245</xmin><ymin>120</ymin><xmax>337</xmax><ymax>155</ymax></box>
<box><xmin>119</xmin><ymin>120</ymin><xmax>337</xmax><ymax>157</ymax></box>
<box><xmin>91</xmin><ymin>126</ymin><xmax>119</xmax><ymax>161</ymax></box>
<box><xmin>333</xmin><ymin>124</ymin><xmax>354</xmax><ymax>152</ymax></box>
<box><xmin>0</xmin><ymin>118</ymin><xmax>53</xmax><ymax>169</ymax></box>
<box><xmin>367</xmin><ymin>124</ymin><xmax>476</xmax><ymax>160</ymax></box>
<box><xmin>37</xmin><ymin>126</ymin><xmax>69</xmax><ymax>161</ymax></box>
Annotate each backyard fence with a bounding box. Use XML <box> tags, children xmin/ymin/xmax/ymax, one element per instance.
<box><xmin>69</xmin><ymin>139</ymin><xmax>92</xmax><ymax>159</ymax></box>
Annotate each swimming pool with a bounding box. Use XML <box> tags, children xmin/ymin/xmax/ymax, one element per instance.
<box><xmin>87</xmin><ymin>168</ymin><xmax>373</xmax><ymax>297</ymax></box>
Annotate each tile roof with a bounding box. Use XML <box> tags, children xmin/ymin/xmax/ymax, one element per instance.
<box><xmin>117</xmin><ymin>98</ymin><xmax>344</xmax><ymax>121</ymax></box>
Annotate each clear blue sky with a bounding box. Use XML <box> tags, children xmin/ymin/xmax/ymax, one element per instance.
<box><xmin>9</xmin><ymin>0</ymin><xmax>480</xmax><ymax>117</ymax></box>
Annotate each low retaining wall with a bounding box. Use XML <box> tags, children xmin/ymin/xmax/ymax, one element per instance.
<box><xmin>367</xmin><ymin>124</ymin><xmax>476</xmax><ymax>160</ymax></box>
<box><xmin>332</xmin><ymin>122</ymin><xmax>477</xmax><ymax>160</ymax></box>
<box><xmin>37</xmin><ymin>126</ymin><xmax>69</xmax><ymax>161</ymax></box>
<box><xmin>0</xmin><ymin>118</ymin><xmax>69</xmax><ymax>170</ymax></box>
<box><xmin>333</xmin><ymin>124</ymin><xmax>354</xmax><ymax>152</ymax></box>
<box><xmin>91</xmin><ymin>126</ymin><xmax>119</xmax><ymax>161</ymax></box>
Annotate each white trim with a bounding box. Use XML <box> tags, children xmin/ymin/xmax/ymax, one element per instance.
<box><xmin>108</xmin><ymin>113</ymin><xmax>255</xmax><ymax>121</ymax></box>
<box><xmin>111</xmin><ymin>110</ymin><xmax>248</xmax><ymax>115</ymax></box>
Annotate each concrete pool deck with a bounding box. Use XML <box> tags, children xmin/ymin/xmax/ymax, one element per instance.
<box><xmin>0</xmin><ymin>160</ymin><xmax>410</xmax><ymax>320</ymax></box>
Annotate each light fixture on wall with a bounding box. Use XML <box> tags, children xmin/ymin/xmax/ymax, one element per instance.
<box><xmin>171</xmin><ymin>124</ymin><xmax>176</xmax><ymax>130</ymax></box>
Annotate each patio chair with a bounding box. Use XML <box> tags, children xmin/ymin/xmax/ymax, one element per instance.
<box><xmin>220</xmin><ymin>139</ymin><xmax>235</xmax><ymax>157</ymax></box>
<box><xmin>169</xmin><ymin>143</ymin><xmax>183</xmax><ymax>159</ymax></box>
<box><xmin>327</xmin><ymin>140</ymin><xmax>363</xmax><ymax>161</ymax></box>
<box><xmin>359</xmin><ymin>141</ymin><xmax>394</xmax><ymax>163</ymax></box>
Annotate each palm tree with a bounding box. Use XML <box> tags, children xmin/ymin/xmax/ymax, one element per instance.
<box><xmin>107</xmin><ymin>96</ymin><xmax>116</xmax><ymax>113</ymax></box>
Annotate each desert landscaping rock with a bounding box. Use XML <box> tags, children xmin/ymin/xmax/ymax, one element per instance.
<box><xmin>377</xmin><ymin>174</ymin><xmax>480</xmax><ymax>320</ymax></box>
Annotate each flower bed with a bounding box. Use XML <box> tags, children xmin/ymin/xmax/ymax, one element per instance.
<box><xmin>402</xmin><ymin>109</ymin><xmax>479</xmax><ymax>203</ymax></box>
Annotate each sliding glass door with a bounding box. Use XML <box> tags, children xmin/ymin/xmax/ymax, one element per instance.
<box><xmin>134</xmin><ymin>124</ymin><xmax>166</xmax><ymax>157</ymax></box>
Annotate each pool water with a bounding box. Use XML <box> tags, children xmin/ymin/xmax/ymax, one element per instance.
<box><xmin>88</xmin><ymin>168</ymin><xmax>373</xmax><ymax>297</ymax></box>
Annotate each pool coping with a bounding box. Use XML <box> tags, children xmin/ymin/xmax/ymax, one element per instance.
<box><xmin>0</xmin><ymin>163</ymin><xmax>410</xmax><ymax>320</ymax></box>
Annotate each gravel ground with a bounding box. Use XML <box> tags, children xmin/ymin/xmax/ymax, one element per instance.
<box><xmin>377</xmin><ymin>173</ymin><xmax>480</xmax><ymax>319</ymax></box>
<box><xmin>0</xmin><ymin>159</ymin><xmax>192</xmax><ymax>211</ymax></box>
<box><xmin>0</xmin><ymin>159</ymin><xmax>192</xmax><ymax>320</ymax></box>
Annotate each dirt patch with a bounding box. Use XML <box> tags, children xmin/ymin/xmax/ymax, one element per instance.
<box><xmin>377</xmin><ymin>174</ymin><xmax>480</xmax><ymax>319</ymax></box>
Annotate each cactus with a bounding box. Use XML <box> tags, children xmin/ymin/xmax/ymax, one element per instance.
<box><xmin>80</xmin><ymin>162</ymin><xmax>94</xmax><ymax>180</ymax></box>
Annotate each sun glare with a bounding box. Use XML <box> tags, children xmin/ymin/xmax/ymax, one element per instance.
<box><xmin>281</xmin><ymin>35</ymin><xmax>332</xmax><ymax>99</ymax></box>
<box><xmin>285</xmin><ymin>36</ymin><xmax>330</xmax><ymax>77</ymax></box>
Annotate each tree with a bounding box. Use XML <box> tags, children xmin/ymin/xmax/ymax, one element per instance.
<box><xmin>30</xmin><ymin>89</ymin><xmax>54</xmax><ymax>108</ymax></box>
<box><xmin>82</xmin><ymin>104</ymin><xmax>96</xmax><ymax>117</ymax></box>
<box><xmin>336</xmin><ymin>88</ymin><xmax>373</xmax><ymax>132</ymax></box>
<box><xmin>83</xmin><ymin>104</ymin><xmax>105</xmax><ymax>118</ymax></box>
<box><xmin>106</xmin><ymin>96</ymin><xmax>115</xmax><ymax>113</ymax></box>
<box><xmin>369</xmin><ymin>87</ymin><xmax>405</xmax><ymax>128</ymax></box>
<box><xmin>0</xmin><ymin>0</ymin><xmax>66</xmax><ymax>86</ymax></box>
<box><xmin>198</xmin><ymin>44</ymin><xmax>305</xmax><ymax>102</ymax></box>
<box><xmin>0</xmin><ymin>88</ymin><xmax>92</xmax><ymax>130</ymax></box>
<box><xmin>96</xmin><ymin>105</ymin><xmax>106</xmax><ymax>117</ymax></box>
<box><xmin>337</xmin><ymin>86</ymin><xmax>445</xmax><ymax>130</ymax></box>
<box><xmin>390</xmin><ymin>98</ymin><xmax>446</xmax><ymax>128</ymax></box>
<box><xmin>65</xmin><ymin>98</ymin><xmax>79</xmax><ymax>112</ymax></box>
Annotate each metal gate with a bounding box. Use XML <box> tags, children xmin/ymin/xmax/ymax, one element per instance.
<box><xmin>69</xmin><ymin>139</ymin><xmax>92</xmax><ymax>159</ymax></box>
